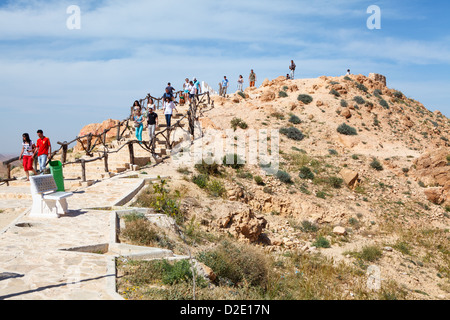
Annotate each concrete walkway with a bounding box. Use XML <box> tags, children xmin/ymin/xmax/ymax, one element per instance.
<box><xmin>0</xmin><ymin>173</ymin><xmax>154</xmax><ymax>300</ymax></box>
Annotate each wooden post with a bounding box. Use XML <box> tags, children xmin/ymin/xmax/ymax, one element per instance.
<box><xmin>116</xmin><ymin>123</ymin><xmax>121</xmax><ymax>141</ymax></box>
<box><xmin>86</xmin><ymin>134</ymin><xmax>92</xmax><ymax>153</ymax></box>
<box><xmin>81</xmin><ymin>159</ymin><xmax>86</xmax><ymax>182</ymax></box>
<box><xmin>104</xmin><ymin>151</ymin><xmax>109</xmax><ymax>173</ymax></box>
<box><xmin>102</xmin><ymin>129</ymin><xmax>107</xmax><ymax>146</ymax></box>
<box><xmin>6</xmin><ymin>164</ymin><xmax>11</xmax><ymax>186</ymax></box>
<box><xmin>62</xmin><ymin>144</ymin><xmax>68</xmax><ymax>163</ymax></box>
<box><xmin>128</xmin><ymin>142</ymin><xmax>135</xmax><ymax>165</ymax></box>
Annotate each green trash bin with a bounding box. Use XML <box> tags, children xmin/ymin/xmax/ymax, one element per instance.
<box><xmin>49</xmin><ymin>160</ymin><xmax>65</xmax><ymax>192</ymax></box>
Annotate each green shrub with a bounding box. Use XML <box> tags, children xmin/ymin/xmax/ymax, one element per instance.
<box><xmin>222</xmin><ymin>153</ymin><xmax>245</xmax><ymax>170</ymax></box>
<box><xmin>299</xmin><ymin>166</ymin><xmax>314</xmax><ymax>180</ymax></box>
<box><xmin>231</xmin><ymin>117</ymin><xmax>248</xmax><ymax>131</ymax></box>
<box><xmin>327</xmin><ymin>176</ymin><xmax>344</xmax><ymax>189</ymax></box>
<box><xmin>370</xmin><ymin>158</ymin><xmax>384</xmax><ymax>171</ymax></box>
<box><xmin>393</xmin><ymin>91</ymin><xmax>403</xmax><ymax>98</ymax></box>
<box><xmin>340</xmin><ymin>99</ymin><xmax>348</xmax><ymax>108</ymax></box>
<box><xmin>353</xmin><ymin>96</ymin><xmax>365</xmax><ymax>105</ymax></box>
<box><xmin>316</xmin><ymin>191</ymin><xmax>327</xmax><ymax>199</ymax></box>
<box><xmin>160</xmin><ymin>259</ymin><xmax>194</xmax><ymax>285</ymax></box>
<box><xmin>276</xmin><ymin>170</ymin><xmax>292</xmax><ymax>184</ymax></box>
<box><xmin>446</xmin><ymin>155</ymin><xmax>450</xmax><ymax>164</ymax></box>
<box><xmin>195</xmin><ymin>158</ymin><xmax>221</xmax><ymax>176</ymax></box>
<box><xmin>312</xmin><ymin>236</ymin><xmax>331</xmax><ymax>248</ymax></box>
<box><xmin>297</xmin><ymin>94</ymin><xmax>313</xmax><ymax>104</ymax></box>
<box><xmin>337</xmin><ymin>123</ymin><xmax>357</xmax><ymax>136</ymax></box>
<box><xmin>379</xmin><ymin>99</ymin><xmax>389</xmax><ymax>109</ymax></box>
<box><xmin>150</xmin><ymin>178</ymin><xmax>182</xmax><ymax>223</ymax></box>
<box><xmin>328</xmin><ymin>149</ymin><xmax>338</xmax><ymax>155</ymax></box>
<box><xmin>237</xmin><ymin>91</ymin><xmax>246</xmax><ymax>99</ymax></box>
<box><xmin>207</xmin><ymin>179</ymin><xmax>226</xmax><ymax>198</ymax></box>
<box><xmin>344</xmin><ymin>76</ymin><xmax>352</xmax><ymax>81</ymax></box>
<box><xmin>373</xmin><ymin>89</ymin><xmax>382</xmax><ymax>98</ymax></box>
<box><xmin>192</xmin><ymin>174</ymin><xmax>209</xmax><ymax>189</ymax></box>
<box><xmin>347</xmin><ymin>246</ymin><xmax>382</xmax><ymax>262</ymax></box>
<box><xmin>329</xmin><ymin>89</ymin><xmax>340</xmax><ymax>97</ymax></box>
<box><xmin>254</xmin><ymin>175</ymin><xmax>265</xmax><ymax>186</ymax></box>
<box><xmin>279</xmin><ymin>91</ymin><xmax>288</xmax><ymax>98</ymax></box>
<box><xmin>356</xmin><ymin>82</ymin><xmax>368</xmax><ymax>93</ymax></box>
<box><xmin>300</xmin><ymin>220</ymin><xmax>319</xmax><ymax>233</ymax></box>
<box><xmin>288</xmin><ymin>114</ymin><xmax>302</xmax><ymax>124</ymax></box>
<box><xmin>280</xmin><ymin>127</ymin><xmax>304</xmax><ymax>141</ymax></box>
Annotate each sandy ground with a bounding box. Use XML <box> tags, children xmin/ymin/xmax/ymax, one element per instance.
<box><xmin>0</xmin><ymin>208</ymin><xmax>26</xmax><ymax>231</ymax></box>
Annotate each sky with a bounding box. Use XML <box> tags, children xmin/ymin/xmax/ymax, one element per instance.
<box><xmin>0</xmin><ymin>0</ymin><xmax>449</xmax><ymax>155</ymax></box>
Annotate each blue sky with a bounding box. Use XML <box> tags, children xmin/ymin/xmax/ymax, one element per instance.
<box><xmin>0</xmin><ymin>0</ymin><xmax>449</xmax><ymax>155</ymax></box>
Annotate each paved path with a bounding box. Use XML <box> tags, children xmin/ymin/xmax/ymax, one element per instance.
<box><xmin>0</xmin><ymin>173</ymin><xmax>152</xmax><ymax>300</ymax></box>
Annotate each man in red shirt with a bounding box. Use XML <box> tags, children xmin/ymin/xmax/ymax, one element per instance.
<box><xmin>34</xmin><ymin>130</ymin><xmax>51</xmax><ymax>174</ymax></box>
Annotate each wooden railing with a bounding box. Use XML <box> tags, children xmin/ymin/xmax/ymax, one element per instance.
<box><xmin>1</xmin><ymin>91</ymin><xmax>212</xmax><ymax>185</ymax></box>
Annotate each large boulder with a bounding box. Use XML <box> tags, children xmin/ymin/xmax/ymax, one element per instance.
<box><xmin>75</xmin><ymin>119</ymin><xmax>120</xmax><ymax>152</ymax></box>
<box><xmin>216</xmin><ymin>207</ymin><xmax>267</xmax><ymax>242</ymax></box>
<box><xmin>339</xmin><ymin>168</ymin><xmax>359</xmax><ymax>189</ymax></box>
<box><xmin>424</xmin><ymin>187</ymin><xmax>446</xmax><ymax>205</ymax></box>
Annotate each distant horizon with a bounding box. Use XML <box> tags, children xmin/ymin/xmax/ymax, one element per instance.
<box><xmin>1</xmin><ymin>0</ymin><xmax>449</xmax><ymax>155</ymax></box>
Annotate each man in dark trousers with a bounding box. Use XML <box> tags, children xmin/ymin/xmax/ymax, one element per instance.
<box><xmin>147</xmin><ymin>106</ymin><xmax>159</xmax><ymax>144</ymax></box>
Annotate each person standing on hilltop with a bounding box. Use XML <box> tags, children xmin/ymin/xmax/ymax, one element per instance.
<box><xmin>34</xmin><ymin>129</ymin><xmax>51</xmax><ymax>174</ymax></box>
<box><xmin>289</xmin><ymin>60</ymin><xmax>296</xmax><ymax>79</ymax></box>
<box><xmin>237</xmin><ymin>75</ymin><xmax>244</xmax><ymax>91</ymax></box>
<box><xmin>183</xmin><ymin>78</ymin><xmax>190</xmax><ymax>101</ymax></box>
<box><xmin>249</xmin><ymin>69</ymin><xmax>257</xmax><ymax>87</ymax></box>
<box><xmin>221</xmin><ymin>76</ymin><xmax>229</xmax><ymax>97</ymax></box>
<box><xmin>346</xmin><ymin>69</ymin><xmax>351</xmax><ymax>76</ymax></box>
<box><xmin>19</xmin><ymin>133</ymin><xmax>37</xmax><ymax>181</ymax></box>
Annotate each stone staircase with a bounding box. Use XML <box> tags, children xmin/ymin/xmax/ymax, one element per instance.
<box><xmin>60</xmin><ymin>105</ymin><xmax>189</xmax><ymax>181</ymax></box>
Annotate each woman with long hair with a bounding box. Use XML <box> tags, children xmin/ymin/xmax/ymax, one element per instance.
<box><xmin>19</xmin><ymin>133</ymin><xmax>37</xmax><ymax>181</ymax></box>
<box><xmin>133</xmin><ymin>106</ymin><xmax>144</xmax><ymax>142</ymax></box>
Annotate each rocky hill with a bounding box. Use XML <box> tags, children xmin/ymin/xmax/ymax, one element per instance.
<box><xmin>134</xmin><ymin>73</ymin><xmax>449</xmax><ymax>300</ymax></box>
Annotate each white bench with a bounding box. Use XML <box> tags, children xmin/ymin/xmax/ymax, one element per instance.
<box><xmin>29</xmin><ymin>174</ymin><xmax>73</xmax><ymax>218</ymax></box>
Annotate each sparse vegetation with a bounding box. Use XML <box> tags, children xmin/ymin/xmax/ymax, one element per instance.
<box><xmin>222</xmin><ymin>153</ymin><xmax>245</xmax><ymax>170</ymax></box>
<box><xmin>230</xmin><ymin>117</ymin><xmax>248</xmax><ymax>131</ymax></box>
<box><xmin>337</xmin><ymin>123</ymin><xmax>357</xmax><ymax>136</ymax></box>
<box><xmin>276</xmin><ymin>170</ymin><xmax>293</xmax><ymax>184</ymax></box>
<box><xmin>288</xmin><ymin>114</ymin><xmax>302</xmax><ymax>124</ymax></box>
<box><xmin>280</xmin><ymin>127</ymin><xmax>304</xmax><ymax>141</ymax></box>
<box><xmin>299</xmin><ymin>166</ymin><xmax>314</xmax><ymax>180</ymax></box>
<box><xmin>353</xmin><ymin>96</ymin><xmax>365</xmax><ymax>105</ymax></box>
<box><xmin>312</xmin><ymin>236</ymin><xmax>331</xmax><ymax>248</ymax></box>
<box><xmin>370</xmin><ymin>158</ymin><xmax>384</xmax><ymax>171</ymax></box>
<box><xmin>297</xmin><ymin>94</ymin><xmax>313</xmax><ymax>104</ymax></box>
<box><xmin>279</xmin><ymin>91</ymin><xmax>288</xmax><ymax>98</ymax></box>
<box><xmin>329</xmin><ymin>89</ymin><xmax>340</xmax><ymax>97</ymax></box>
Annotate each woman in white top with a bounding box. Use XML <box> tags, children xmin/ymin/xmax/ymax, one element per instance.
<box><xmin>237</xmin><ymin>75</ymin><xmax>244</xmax><ymax>92</ymax></box>
<box><xmin>163</xmin><ymin>97</ymin><xmax>178</xmax><ymax>128</ymax></box>
<box><xmin>19</xmin><ymin>133</ymin><xmax>37</xmax><ymax>181</ymax></box>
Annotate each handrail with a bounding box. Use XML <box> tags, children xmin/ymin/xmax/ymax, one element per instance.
<box><xmin>1</xmin><ymin>90</ymin><xmax>210</xmax><ymax>185</ymax></box>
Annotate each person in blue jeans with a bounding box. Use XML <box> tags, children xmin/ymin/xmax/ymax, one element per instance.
<box><xmin>133</xmin><ymin>107</ymin><xmax>144</xmax><ymax>142</ymax></box>
<box><xmin>163</xmin><ymin>97</ymin><xmax>178</xmax><ymax>128</ymax></box>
